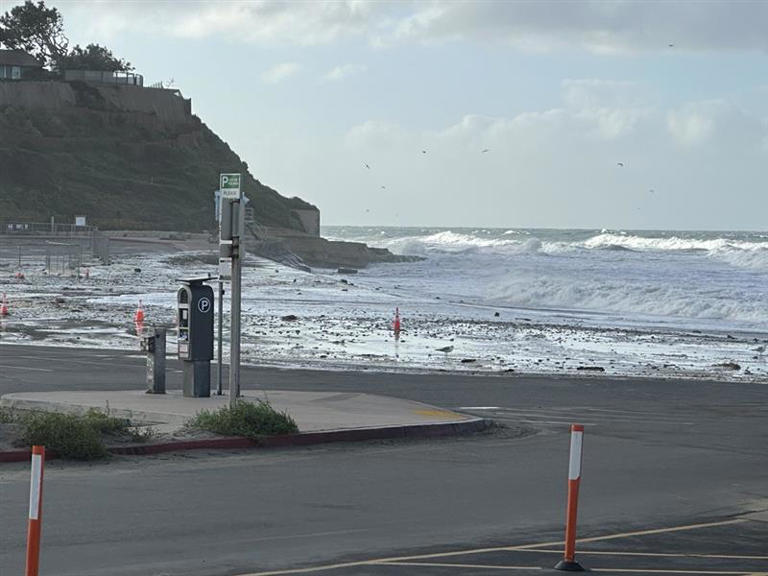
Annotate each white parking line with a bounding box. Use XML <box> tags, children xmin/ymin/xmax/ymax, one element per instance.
<box><xmin>0</xmin><ymin>364</ymin><xmax>54</xmax><ymax>372</ymax></box>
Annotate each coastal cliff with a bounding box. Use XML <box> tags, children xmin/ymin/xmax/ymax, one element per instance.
<box><xmin>0</xmin><ymin>80</ymin><xmax>405</xmax><ymax>268</ymax></box>
<box><xmin>0</xmin><ymin>80</ymin><xmax>315</xmax><ymax>232</ymax></box>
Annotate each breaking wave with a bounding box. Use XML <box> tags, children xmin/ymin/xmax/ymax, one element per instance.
<box><xmin>324</xmin><ymin>226</ymin><xmax>768</xmax><ymax>327</ymax></box>
<box><xmin>373</xmin><ymin>231</ymin><xmax>545</xmax><ymax>256</ymax></box>
<box><xmin>338</xmin><ymin>229</ymin><xmax>768</xmax><ymax>270</ymax></box>
<box><xmin>488</xmin><ymin>276</ymin><xmax>768</xmax><ymax>325</ymax></box>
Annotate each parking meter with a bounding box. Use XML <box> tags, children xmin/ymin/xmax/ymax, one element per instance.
<box><xmin>177</xmin><ymin>277</ymin><xmax>214</xmax><ymax>397</ymax></box>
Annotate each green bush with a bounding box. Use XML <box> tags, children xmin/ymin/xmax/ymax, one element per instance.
<box><xmin>82</xmin><ymin>408</ymin><xmax>131</xmax><ymax>435</ymax></box>
<box><xmin>0</xmin><ymin>406</ymin><xmax>15</xmax><ymax>424</ymax></box>
<box><xmin>187</xmin><ymin>400</ymin><xmax>298</xmax><ymax>439</ymax></box>
<box><xmin>16</xmin><ymin>409</ymin><xmax>154</xmax><ymax>460</ymax></box>
<box><xmin>20</xmin><ymin>412</ymin><xmax>108</xmax><ymax>460</ymax></box>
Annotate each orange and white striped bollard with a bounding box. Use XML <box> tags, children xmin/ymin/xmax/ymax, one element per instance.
<box><xmin>134</xmin><ymin>299</ymin><xmax>145</xmax><ymax>335</ymax></box>
<box><xmin>26</xmin><ymin>445</ymin><xmax>45</xmax><ymax>576</ymax></box>
<box><xmin>555</xmin><ymin>424</ymin><xmax>585</xmax><ymax>571</ymax></box>
<box><xmin>393</xmin><ymin>307</ymin><xmax>401</xmax><ymax>339</ymax></box>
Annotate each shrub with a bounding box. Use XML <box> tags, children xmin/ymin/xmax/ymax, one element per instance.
<box><xmin>0</xmin><ymin>406</ymin><xmax>15</xmax><ymax>424</ymax></box>
<box><xmin>16</xmin><ymin>409</ymin><xmax>155</xmax><ymax>460</ymax></box>
<box><xmin>187</xmin><ymin>400</ymin><xmax>298</xmax><ymax>439</ymax></box>
<box><xmin>20</xmin><ymin>412</ymin><xmax>108</xmax><ymax>460</ymax></box>
<box><xmin>82</xmin><ymin>408</ymin><xmax>131</xmax><ymax>435</ymax></box>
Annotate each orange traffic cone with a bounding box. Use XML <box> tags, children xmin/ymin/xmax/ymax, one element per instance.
<box><xmin>1</xmin><ymin>293</ymin><xmax>8</xmax><ymax>317</ymax></box>
<box><xmin>393</xmin><ymin>307</ymin><xmax>401</xmax><ymax>337</ymax></box>
<box><xmin>134</xmin><ymin>300</ymin><xmax>145</xmax><ymax>324</ymax></box>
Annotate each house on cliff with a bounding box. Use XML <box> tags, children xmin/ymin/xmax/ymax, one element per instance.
<box><xmin>0</xmin><ymin>49</ymin><xmax>41</xmax><ymax>80</ymax></box>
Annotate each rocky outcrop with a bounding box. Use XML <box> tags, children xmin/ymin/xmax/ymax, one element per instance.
<box><xmin>246</xmin><ymin>227</ymin><xmax>420</xmax><ymax>270</ymax></box>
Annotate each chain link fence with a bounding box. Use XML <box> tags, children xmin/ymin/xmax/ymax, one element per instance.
<box><xmin>0</xmin><ymin>220</ymin><xmax>110</xmax><ymax>275</ymax></box>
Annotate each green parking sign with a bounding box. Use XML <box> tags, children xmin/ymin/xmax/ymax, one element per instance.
<box><xmin>220</xmin><ymin>173</ymin><xmax>241</xmax><ymax>199</ymax></box>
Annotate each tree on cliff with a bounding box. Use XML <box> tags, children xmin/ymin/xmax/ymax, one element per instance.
<box><xmin>0</xmin><ymin>1</ymin><xmax>131</xmax><ymax>72</ymax></box>
<box><xmin>57</xmin><ymin>43</ymin><xmax>133</xmax><ymax>72</ymax></box>
<box><xmin>0</xmin><ymin>0</ymin><xmax>67</xmax><ymax>68</ymax></box>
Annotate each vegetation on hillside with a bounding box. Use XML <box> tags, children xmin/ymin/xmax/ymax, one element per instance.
<box><xmin>0</xmin><ymin>87</ymin><xmax>316</xmax><ymax>230</ymax></box>
<box><xmin>0</xmin><ymin>0</ymin><xmax>130</xmax><ymax>71</ymax></box>
<box><xmin>0</xmin><ymin>1</ymin><xmax>315</xmax><ymax>231</ymax></box>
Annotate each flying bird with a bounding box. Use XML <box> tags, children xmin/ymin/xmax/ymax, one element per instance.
<box><xmin>364</xmin><ymin>163</ymin><xmax>370</xmax><ymax>169</ymax></box>
<box><xmin>668</xmin><ymin>43</ymin><xmax>675</xmax><ymax>48</ymax></box>
<box><xmin>481</xmin><ymin>148</ymin><xmax>489</xmax><ymax>153</ymax></box>
<box><xmin>421</xmin><ymin>150</ymin><xmax>427</xmax><ymax>154</ymax></box>
<box><xmin>381</xmin><ymin>185</ymin><xmax>386</xmax><ymax>189</ymax></box>
<box><xmin>617</xmin><ymin>162</ymin><xmax>624</xmax><ymax>167</ymax></box>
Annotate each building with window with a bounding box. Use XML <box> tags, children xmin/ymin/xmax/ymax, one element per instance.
<box><xmin>0</xmin><ymin>49</ymin><xmax>42</xmax><ymax>80</ymax></box>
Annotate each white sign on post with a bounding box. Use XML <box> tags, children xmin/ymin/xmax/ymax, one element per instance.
<box><xmin>75</xmin><ymin>216</ymin><xmax>86</xmax><ymax>227</ymax></box>
<box><xmin>219</xmin><ymin>173</ymin><xmax>241</xmax><ymax>200</ymax></box>
<box><xmin>218</xmin><ymin>258</ymin><xmax>231</xmax><ymax>280</ymax></box>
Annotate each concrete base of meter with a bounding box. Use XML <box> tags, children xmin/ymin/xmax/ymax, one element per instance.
<box><xmin>182</xmin><ymin>360</ymin><xmax>211</xmax><ymax>398</ymax></box>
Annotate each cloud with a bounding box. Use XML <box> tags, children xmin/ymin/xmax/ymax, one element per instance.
<box><xmin>346</xmin><ymin>83</ymin><xmax>768</xmax><ymax>157</ymax></box>
<box><xmin>261</xmin><ymin>62</ymin><xmax>300</xmax><ymax>84</ymax></box>
<box><xmin>51</xmin><ymin>1</ymin><xmax>768</xmax><ymax>53</ymax></box>
<box><xmin>58</xmin><ymin>0</ymin><xmax>379</xmax><ymax>46</ymax></box>
<box><xmin>561</xmin><ymin>79</ymin><xmax>644</xmax><ymax>110</ymax></box>
<box><xmin>324</xmin><ymin>64</ymin><xmax>367</xmax><ymax>81</ymax></box>
<box><xmin>666</xmin><ymin>103</ymin><xmax>717</xmax><ymax>146</ymax></box>
<box><xmin>389</xmin><ymin>1</ymin><xmax>768</xmax><ymax>53</ymax></box>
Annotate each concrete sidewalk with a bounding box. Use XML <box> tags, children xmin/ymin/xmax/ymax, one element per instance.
<box><xmin>0</xmin><ymin>389</ymin><xmax>477</xmax><ymax>434</ymax></box>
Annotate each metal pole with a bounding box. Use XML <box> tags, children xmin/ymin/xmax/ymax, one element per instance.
<box><xmin>229</xmin><ymin>199</ymin><xmax>242</xmax><ymax>407</ymax></box>
<box><xmin>217</xmin><ymin>279</ymin><xmax>223</xmax><ymax>395</ymax></box>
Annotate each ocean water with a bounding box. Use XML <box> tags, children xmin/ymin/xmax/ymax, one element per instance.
<box><xmin>2</xmin><ymin>227</ymin><xmax>767</xmax><ymax>379</ymax></box>
<box><xmin>325</xmin><ymin>227</ymin><xmax>768</xmax><ymax>333</ymax></box>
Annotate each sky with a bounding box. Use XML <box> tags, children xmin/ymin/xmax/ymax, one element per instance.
<box><xmin>4</xmin><ymin>0</ymin><xmax>768</xmax><ymax>230</ymax></box>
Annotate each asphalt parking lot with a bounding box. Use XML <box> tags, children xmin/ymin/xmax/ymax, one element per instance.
<box><xmin>239</xmin><ymin>513</ymin><xmax>768</xmax><ymax>575</ymax></box>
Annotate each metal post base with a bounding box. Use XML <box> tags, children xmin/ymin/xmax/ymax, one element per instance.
<box><xmin>146</xmin><ymin>329</ymin><xmax>166</xmax><ymax>394</ymax></box>
<box><xmin>182</xmin><ymin>360</ymin><xmax>211</xmax><ymax>398</ymax></box>
<box><xmin>555</xmin><ymin>560</ymin><xmax>585</xmax><ymax>571</ymax></box>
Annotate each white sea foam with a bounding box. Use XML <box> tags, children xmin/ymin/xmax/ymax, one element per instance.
<box><xmin>582</xmin><ymin>232</ymin><xmax>759</xmax><ymax>252</ymax></box>
<box><xmin>487</xmin><ymin>275</ymin><xmax>768</xmax><ymax>324</ymax></box>
<box><xmin>367</xmin><ymin>231</ymin><xmax>548</xmax><ymax>256</ymax></box>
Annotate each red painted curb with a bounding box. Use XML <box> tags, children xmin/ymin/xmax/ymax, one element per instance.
<box><xmin>0</xmin><ymin>449</ymin><xmax>35</xmax><ymax>463</ymax></box>
<box><xmin>108</xmin><ymin>418</ymin><xmax>492</xmax><ymax>456</ymax></box>
<box><xmin>0</xmin><ymin>419</ymin><xmax>491</xmax><ymax>462</ymax></box>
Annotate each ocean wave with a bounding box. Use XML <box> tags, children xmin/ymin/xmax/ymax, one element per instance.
<box><xmin>489</xmin><ymin>276</ymin><xmax>768</xmax><ymax>324</ymax></box>
<box><xmin>376</xmin><ymin>231</ymin><xmax>545</xmax><ymax>256</ymax></box>
<box><xmin>581</xmin><ymin>232</ymin><xmax>766</xmax><ymax>253</ymax></box>
<box><xmin>580</xmin><ymin>233</ymin><xmax>768</xmax><ymax>269</ymax></box>
<box><xmin>328</xmin><ymin>227</ymin><xmax>768</xmax><ymax>271</ymax></box>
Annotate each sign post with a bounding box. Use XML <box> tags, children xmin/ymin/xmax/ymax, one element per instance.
<box><xmin>219</xmin><ymin>173</ymin><xmax>241</xmax><ymax>200</ymax></box>
<box><xmin>218</xmin><ymin>173</ymin><xmax>244</xmax><ymax>407</ymax></box>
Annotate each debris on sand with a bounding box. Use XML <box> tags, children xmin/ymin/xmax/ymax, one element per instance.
<box><xmin>713</xmin><ymin>362</ymin><xmax>741</xmax><ymax>370</ymax></box>
<box><xmin>281</xmin><ymin>314</ymin><xmax>299</xmax><ymax>321</ymax></box>
<box><xmin>577</xmin><ymin>366</ymin><xmax>605</xmax><ymax>372</ymax></box>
